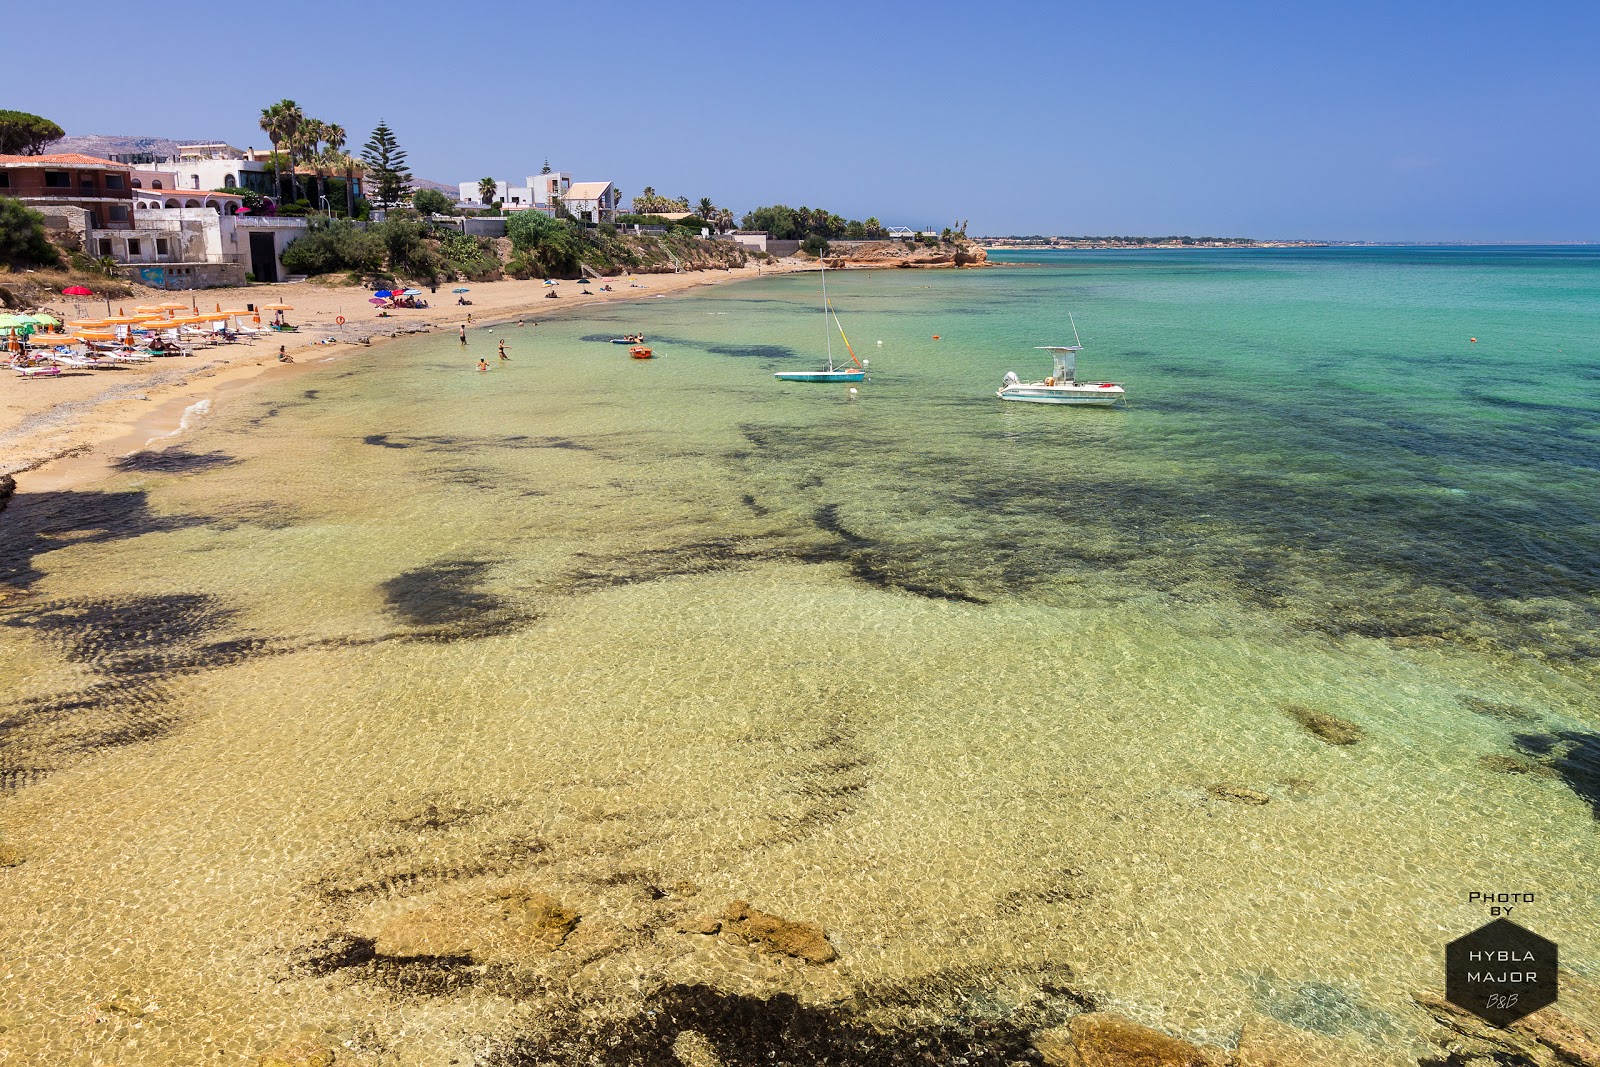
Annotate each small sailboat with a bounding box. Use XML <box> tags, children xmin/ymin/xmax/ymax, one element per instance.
<box><xmin>775</xmin><ymin>262</ymin><xmax>867</xmax><ymax>383</ymax></box>
<box><xmin>997</xmin><ymin>313</ymin><xmax>1124</xmax><ymax>406</ymax></box>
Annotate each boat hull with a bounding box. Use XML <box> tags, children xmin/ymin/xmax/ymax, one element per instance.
<box><xmin>774</xmin><ymin>370</ymin><xmax>866</xmax><ymax>383</ymax></box>
<box><xmin>997</xmin><ymin>383</ymin><xmax>1124</xmax><ymax>406</ymax></box>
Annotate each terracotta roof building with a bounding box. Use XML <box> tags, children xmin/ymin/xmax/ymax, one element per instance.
<box><xmin>0</xmin><ymin>153</ymin><xmax>135</xmax><ymax>230</ymax></box>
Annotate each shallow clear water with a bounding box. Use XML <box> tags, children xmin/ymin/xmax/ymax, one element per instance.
<box><xmin>2</xmin><ymin>248</ymin><xmax>1597</xmax><ymax>1064</ymax></box>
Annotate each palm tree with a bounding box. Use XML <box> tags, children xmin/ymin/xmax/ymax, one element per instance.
<box><xmin>322</xmin><ymin>123</ymin><xmax>352</xmax><ymax>216</ymax></box>
<box><xmin>300</xmin><ymin>118</ymin><xmax>327</xmax><ymax>209</ymax></box>
<box><xmin>697</xmin><ymin>197</ymin><xmax>715</xmax><ymax>220</ymax></box>
<box><xmin>277</xmin><ymin>100</ymin><xmax>305</xmax><ymax>203</ymax></box>
<box><xmin>478</xmin><ymin>176</ymin><xmax>498</xmax><ymax>208</ymax></box>
<box><xmin>259</xmin><ymin>102</ymin><xmax>286</xmax><ymax>204</ymax></box>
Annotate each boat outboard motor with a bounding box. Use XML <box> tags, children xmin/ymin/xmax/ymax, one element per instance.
<box><xmin>1001</xmin><ymin>370</ymin><xmax>1020</xmax><ymax>389</ymax></box>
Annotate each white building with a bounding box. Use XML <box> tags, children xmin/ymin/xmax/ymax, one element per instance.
<box><xmin>458</xmin><ymin>170</ymin><xmax>572</xmax><ymax>210</ymax></box>
<box><xmin>558</xmin><ymin>181</ymin><xmax>618</xmax><ymax>224</ymax></box>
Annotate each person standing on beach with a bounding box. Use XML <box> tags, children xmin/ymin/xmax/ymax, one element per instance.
<box><xmin>459</xmin><ymin>324</ymin><xmax>467</xmax><ymax>346</ymax></box>
<box><xmin>498</xmin><ymin>339</ymin><xmax>510</xmax><ymax>361</ymax></box>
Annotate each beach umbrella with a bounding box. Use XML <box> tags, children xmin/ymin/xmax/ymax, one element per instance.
<box><xmin>452</xmin><ymin>287</ymin><xmax>470</xmax><ymax>293</ymax></box>
<box><xmin>159</xmin><ymin>302</ymin><xmax>188</xmax><ymax>311</ymax></box>
<box><xmin>373</xmin><ymin>290</ymin><xmax>394</xmax><ymax>298</ymax></box>
<box><xmin>262</xmin><ymin>303</ymin><xmax>295</xmax><ymax>311</ymax></box>
<box><xmin>401</xmin><ymin>288</ymin><xmax>422</xmax><ymax>296</ymax></box>
<box><xmin>62</xmin><ymin>285</ymin><xmax>93</xmax><ymax>296</ymax></box>
<box><xmin>368</xmin><ymin>298</ymin><xmax>387</xmax><ymax>305</ymax></box>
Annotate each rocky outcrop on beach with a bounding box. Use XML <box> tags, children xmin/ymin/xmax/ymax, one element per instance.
<box><xmin>825</xmin><ymin>237</ymin><xmax>987</xmax><ymax>269</ymax></box>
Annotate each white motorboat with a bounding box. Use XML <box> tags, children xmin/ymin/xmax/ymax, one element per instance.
<box><xmin>997</xmin><ymin>314</ymin><xmax>1124</xmax><ymax>406</ymax></box>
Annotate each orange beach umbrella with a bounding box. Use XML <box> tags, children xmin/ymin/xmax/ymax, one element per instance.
<box><xmin>261</xmin><ymin>303</ymin><xmax>295</xmax><ymax>311</ymax></box>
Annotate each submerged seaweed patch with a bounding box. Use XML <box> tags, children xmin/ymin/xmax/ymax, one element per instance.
<box><xmin>363</xmin><ymin>432</ymin><xmax>597</xmax><ymax>453</ymax></box>
<box><xmin>112</xmin><ymin>448</ymin><xmax>238</xmax><ymax>474</ymax></box>
<box><xmin>487</xmin><ymin>972</ymin><xmax>1088</xmax><ymax>1067</ymax></box>
<box><xmin>1513</xmin><ymin>730</ymin><xmax>1600</xmax><ymax>818</ymax></box>
<box><xmin>0</xmin><ymin>488</ymin><xmax>203</xmax><ymax>589</ymax></box>
<box><xmin>379</xmin><ymin>559</ymin><xmax>534</xmax><ymax>640</ymax></box>
<box><xmin>0</xmin><ymin>591</ymin><xmax>291</xmax><ymax>788</ymax></box>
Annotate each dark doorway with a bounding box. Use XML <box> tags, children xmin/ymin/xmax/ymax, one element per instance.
<box><xmin>248</xmin><ymin>232</ymin><xmax>278</xmax><ymax>282</ymax></box>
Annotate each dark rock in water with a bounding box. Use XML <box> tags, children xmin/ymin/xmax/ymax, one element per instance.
<box><xmin>0</xmin><ymin>841</ymin><xmax>23</xmax><ymax>867</ymax></box>
<box><xmin>1207</xmin><ymin>783</ymin><xmax>1271</xmax><ymax>805</ymax></box>
<box><xmin>1032</xmin><ymin>1013</ymin><xmax>1213</xmax><ymax>1066</ymax></box>
<box><xmin>720</xmin><ymin>900</ymin><xmax>835</xmax><ymax>963</ymax></box>
<box><xmin>1284</xmin><ymin>705</ymin><xmax>1365</xmax><ymax>746</ymax></box>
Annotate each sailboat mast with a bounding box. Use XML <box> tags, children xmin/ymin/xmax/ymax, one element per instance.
<box><xmin>821</xmin><ymin>259</ymin><xmax>833</xmax><ymax>371</ymax></box>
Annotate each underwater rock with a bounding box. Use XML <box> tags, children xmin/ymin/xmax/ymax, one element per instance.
<box><xmin>1413</xmin><ymin>985</ymin><xmax>1600</xmax><ymax>1067</ymax></box>
<box><xmin>1207</xmin><ymin>783</ymin><xmax>1272</xmax><ymax>805</ymax></box>
<box><xmin>1283</xmin><ymin>705</ymin><xmax>1365</xmax><ymax>746</ymax></box>
<box><xmin>1032</xmin><ymin>1013</ymin><xmax>1213</xmax><ymax>1066</ymax></box>
<box><xmin>0</xmin><ymin>841</ymin><xmax>22</xmax><ymax>867</ymax></box>
<box><xmin>1234</xmin><ymin>1014</ymin><xmax>1391</xmax><ymax>1066</ymax></box>
<box><xmin>720</xmin><ymin>900</ymin><xmax>836</xmax><ymax>964</ymax></box>
<box><xmin>373</xmin><ymin>886</ymin><xmax>578</xmax><ymax>962</ymax></box>
<box><xmin>678</xmin><ymin>914</ymin><xmax>723</xmax><ymax>935</ymax></box>
<box><xmin>257</xmin><ymin>1040</ymin><xmax>336</xmax><ymax>1067</ymax></box>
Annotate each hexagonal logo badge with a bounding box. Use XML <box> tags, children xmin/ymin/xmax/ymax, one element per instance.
<box><xmin>1445</xmin><ymin>918</ymin><xmax>1557</xmax><ymax>1026</ymax></box>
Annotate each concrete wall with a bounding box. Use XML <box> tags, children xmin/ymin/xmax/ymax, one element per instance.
<box><xmin>429</xmin><ymin>215</ymin><xmax>508</xmax><ymax>238</ymax></box>
<box><xmin>765</xmin><ymin>239</ymin><xmax>802</xmax><ymax>257</ymax></box>
<box><xmin>223</xmin><ymin>217</ymin><xmax>310</xmax><ymax>282</ymax></box>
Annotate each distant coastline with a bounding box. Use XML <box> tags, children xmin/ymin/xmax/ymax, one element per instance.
<box><xmin>980</xmin><ymin>237</ymin><xmax>1326</xmax><ymax>250</ymax></box>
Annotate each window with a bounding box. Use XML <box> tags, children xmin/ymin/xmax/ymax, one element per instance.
<box><xmin>0</xmin><ymin>172</ymin><xmax>9</xmax><ymax>187</ymax></box>
<box><xmin>97</xmin><ymin>238</ymin><xmax>112</xmax><ymax>256</ymax></box>
<box><xmin>44</xmin><ymin>171</ymin><xmax>71</xmax><ymax>188</ymax></box>
<box><xmin>109</xmin><ymin>205</ymin><xmax>130</xmax><ymax>222</ymax></box>
<box><xmin>152</xmin><ymin>180</ymin><xmax>163</xmax><ymax>189</ymax></box>
<box><xmin>104</xmin><ymin>174</ymin><xmax>124</xmax><ymax>190</ymax></box>
<box><xmin>131</xmin><ymin>178</ymin><xmax>142</xmax><ymax>188</ymax></box>
<box><xmin>128</xmin><ymin>238</ymin><xmax>141</xmax><ymax>255</ymax></box>
<box><xmin>80</xmin><ymin>173</ymin><xmax>97</xmax><ymax>189</ymax></box>
<box><xmin>156</xmin><ymin>238</ymin><xmax>169</xmax><ymax>256</ymax></box>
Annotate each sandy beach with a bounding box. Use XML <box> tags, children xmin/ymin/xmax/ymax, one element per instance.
<box><xmin>1</xmin><ymin>261</ymin><xmax>810</xmax><ymax>493</ymax></box>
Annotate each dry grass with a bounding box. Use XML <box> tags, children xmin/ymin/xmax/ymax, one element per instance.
<box><xmin>0</xmin><ymin>266</ymin><xmax>140</xmax><ymax>309</ymax></box>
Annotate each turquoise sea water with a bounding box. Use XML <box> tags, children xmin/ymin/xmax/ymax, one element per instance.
<box><xmin>2</xmin><ymin>247</ymin><xmax>1597</xmax><ymax>1064</ymax></box>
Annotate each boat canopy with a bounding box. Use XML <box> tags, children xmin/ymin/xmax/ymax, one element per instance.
<box><xmin>1034</xmin><ymin>345</ymin><xmax>1080</xmax><ymax>382</ymax></box>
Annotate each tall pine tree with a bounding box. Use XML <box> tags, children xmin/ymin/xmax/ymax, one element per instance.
<box><xmin>360</xmin><ymin>120</ymin><xmax>413</xmax><ymax>208</ymax></box>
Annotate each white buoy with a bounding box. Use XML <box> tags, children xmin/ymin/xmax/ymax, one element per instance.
<box><xmin>876</xmin><ymin>340</ymin><xmax>883</xmax><ymax>345</ymax></box>
<box><xmin>849</xmin><ymin>387</ymin><xmax>858</xmax><ymax>395</ymax></box>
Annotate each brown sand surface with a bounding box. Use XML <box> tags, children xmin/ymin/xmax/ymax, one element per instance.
<box><xmin>2</xmin><ymin>261</ymin><xmax>809</xmax><ymax>492</ymax></box>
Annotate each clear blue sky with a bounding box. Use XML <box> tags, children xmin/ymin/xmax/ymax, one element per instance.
<box><xmin>9</xmin><ymin>0</ymin><xmax>1597</xmax><ymax>241</ymax></box>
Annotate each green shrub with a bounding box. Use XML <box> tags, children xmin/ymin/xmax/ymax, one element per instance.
<box><xmin>280</xmin><ymin>219</ymin><xmax>386</xmax><ymax>276</ymax></box>
<box><xmin>0</xmin><ymin>197</ymin><xmax>60</xmax><ymax>268</ymax></box>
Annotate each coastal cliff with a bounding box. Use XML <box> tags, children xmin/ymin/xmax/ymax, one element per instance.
<box><xmin>826</xmin><ymin>237</ymin><xmax>987</xmax><ymax>269</ymax></box>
